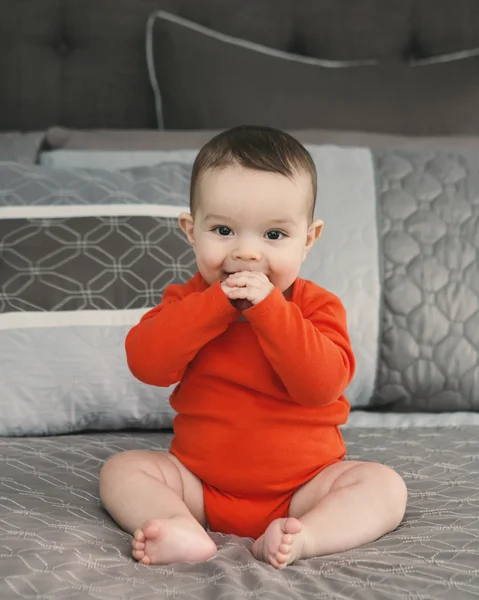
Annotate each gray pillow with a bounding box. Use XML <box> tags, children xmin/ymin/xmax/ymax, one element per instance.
<box><xmin>147</xmin><ymin>10</ymin><xmax>479</xmax><ymax>134</ymax></box>
<box><xmin>373</xmin><ymin>149</ymin><xmax>479</xmax><ymax>412</ymax></box>
<box><xmin>0</xmin><ymin>132</ymin><xmax>45</xmax><ymax>164</ymax></box>
<box><xmin>0</xmin><ymin>145</ymin><xmax>382</xmax><ymax>435</ymax></box>
<box><xmin>44</xmin><ymin>126</ymin><xmax>479</xmax><ymax>152</ymax></box>
<box><xmin>39</xmin><ymin>149</ymin><xmax>199</xmax><ymax>170</ymax></box>
<box><xmin>0</xmin><ymin>160</ymin><xmax>197</xmax><ymax>436</ymax></box>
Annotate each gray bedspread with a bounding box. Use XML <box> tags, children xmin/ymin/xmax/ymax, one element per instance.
<box><xmin>1</xmin><ymin>427</ymin><xmax>478</xmax><ymax>600</ymax></box>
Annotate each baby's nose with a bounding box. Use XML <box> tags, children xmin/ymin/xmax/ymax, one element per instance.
<box><xmin>232</xmin><ymin>241</ymin><xmax>261</xmax><ymax>261</ymax></box>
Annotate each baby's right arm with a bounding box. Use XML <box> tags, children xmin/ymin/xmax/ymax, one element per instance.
<box><xmin>125</xmin><ymin>279</ymin><xmax>239</xmax><ymax>387</ymax></box>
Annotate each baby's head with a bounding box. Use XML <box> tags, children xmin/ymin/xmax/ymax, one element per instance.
<box><xmin>179</xmin><ymin>125</ymin><xmax>323</xmax><ymax>295</ymax></box>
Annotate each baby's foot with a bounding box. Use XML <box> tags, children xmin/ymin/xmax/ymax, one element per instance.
<box><xmin>252</xmin><ymin>517</ymin><xmax>305</xmax><ymax>569</ymax></box>
<box><xmin>131</xmin><ymin>516</ymin><xmax>217</xmax><ymax>565</ymax></box>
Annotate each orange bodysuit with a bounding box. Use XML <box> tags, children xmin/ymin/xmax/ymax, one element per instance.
<box><xmin>126</xmin><ymin>273</ymin><xmax>355</xmax><ymax>539</ymax></box>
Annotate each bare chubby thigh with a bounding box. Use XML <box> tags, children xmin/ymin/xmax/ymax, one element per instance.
<box><xmin>289</xmin><ymin>460</ymin><xmax>364</xmax><ymax>518</ymax></box>
<box><xmin>145</xmin><ymin>450</ymin><xmax>207</xmax><ymax>528</ymax></box>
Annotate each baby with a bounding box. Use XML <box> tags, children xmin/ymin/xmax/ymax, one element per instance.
<box><xmin>100</xmin><ymin>126</ymin><xmax>407</xmax><ymax>569</ymax></box>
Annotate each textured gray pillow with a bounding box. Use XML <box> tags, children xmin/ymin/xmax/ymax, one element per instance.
<box><xmin>0</xmin><ymin>159</ymin><xmax>197</xmax><ymax>436</ymax></box>
<box><xmin>148</xmin><ymin>10</ymin><xmax>479</xmax><ymax>134</ymax></box>
<box><xmin>374</xmin><ymin>149</ymin><xmax>479</xmax><ymax>412</ymax></box>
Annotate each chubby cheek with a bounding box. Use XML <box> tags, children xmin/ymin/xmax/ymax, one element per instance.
<box><xmin>269</xmin><ymin>254</ymin><xmax>303</xmax><ymax>289</ymax></box>
<box><xmin>194</xmin><ymin>238</ymin><xmax>226</xmax><ymax>274</ymax></box>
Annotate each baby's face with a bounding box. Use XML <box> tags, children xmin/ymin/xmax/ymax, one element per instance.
<box><xmin>181</xmin><ymin>164</ymin><xmax>322</xmax><ymax>295</ymax></box>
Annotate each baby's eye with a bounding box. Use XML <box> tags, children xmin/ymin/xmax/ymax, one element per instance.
<box><xmin>213</xmin><ymin>226</ymin><xmax>233</xmax><ymax>236</ymax></box>
<box><xmin>265</xmin><ymin>230</ymin><xmax>285</xmax><ymax>240</ymax></box>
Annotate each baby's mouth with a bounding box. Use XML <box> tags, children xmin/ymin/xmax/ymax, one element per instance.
<box><xmin>223</xmin><ymin>270</ymin><xmax>264</xmax><ymax>277</ymax></box>
<box><xmin>222</xmin><ymin>271</ymin><xmax>270</xmax><ymax>283</ymax></box>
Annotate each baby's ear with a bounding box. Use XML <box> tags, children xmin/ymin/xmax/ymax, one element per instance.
<box><xmin>303</xmin><ymin>219</ymin><xmax>323</xmax><ymax>260</ymax></box>
<box><xmin>178</xmin><ymin>212</ymin><xmax>195</xmax><ymax>246</ymax></box>
<box><xmin>303</xmin><ymin>219</ymin><xmax>323</xmax><ymax>258</ymax></box>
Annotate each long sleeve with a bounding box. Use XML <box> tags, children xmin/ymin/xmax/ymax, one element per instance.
<box><xmin>244</xmin><ymin>284</ymin><xmax>355</xmax><ymax>407</ymax></box>
<box><xmin>125</xmin><ymin>277</ymin><xmax>239</xmax><ymax>387</ymax></box>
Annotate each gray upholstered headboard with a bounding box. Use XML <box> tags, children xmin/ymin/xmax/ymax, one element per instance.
<box><xmin>2</xmin><ymin>0</ymin><xmax>479</xmax><ymax>132</ymax></box>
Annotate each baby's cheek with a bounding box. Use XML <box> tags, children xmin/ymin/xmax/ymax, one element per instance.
<box><xmin>274</xmin><ymin>253</ymin><xmax>301</xmax><ymax>274</ymax></box>
<box><xmin>270</xmin><ymin>255</ymin><xmax>302</xmax><ymax>288</ymax></box>
<box><xmin>197</xmin><ymin>240</ymin><xmax>224</xmax><ymax>267</ymax></box>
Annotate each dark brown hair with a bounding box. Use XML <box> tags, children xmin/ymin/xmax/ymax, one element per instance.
<box><xmin>190</xmin><ymin>125</ymin><xmax>317</xmax><ymax>220</ymax></box>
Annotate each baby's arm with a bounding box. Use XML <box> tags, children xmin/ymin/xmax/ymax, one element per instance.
<box><xmin>126</xmin><ymin>280</ymin><xmax>239</xmax><ymax>386</ymax></box>
<box><xmin>245</xmin><ymin>287</ymin><xmax>355</xmax><ymax>407</ymax></box>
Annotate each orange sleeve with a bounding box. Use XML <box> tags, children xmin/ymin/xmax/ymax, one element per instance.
<box><xmin>125</xmin><ymin>278</ymin><xmax>239</xmax><ymax>387</ymax></box>
<box><xmin>244</xmin><ymin>284</ymin><xmax>355</xmax><ymax>407</ymax></box>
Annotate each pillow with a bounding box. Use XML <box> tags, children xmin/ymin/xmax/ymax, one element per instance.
<box><xmin>0</xmin><ymin>160</ymin><xmax>197</xmax><ymax>436</ymax></box>
<box><xmin>0</xmin><ymin>131</ymin><xmax>45</xmax><ymax>164</ymax></box>
<box><xmin>44</xmin><ymin>127</ymin><xmax>221</xmax><ymax>151</ymax></box>
<box><xmin>147</xmin><ymin>10</ymin><xmax>479</xmax><ymax>134</ymax></box>
<box><xmin>0</xmin><ymin>145</ymin><xmax>381</xmax><ymax>435</ymax></box>
<box><xmin>40</xmin><ymin>149</ymin><xmax>199</xmax><ymax>170</ymax></box>
<box><xmin>44</xmin><ymin>126</ymin><xmax>479</xmax><ymax>155</ymax></box>
<box><xmin>373</xmin><ymin>148</ymin><xmax>479</xmax><ymax>412</ymax></box>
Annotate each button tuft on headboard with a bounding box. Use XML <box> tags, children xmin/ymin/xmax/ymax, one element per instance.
<box><xmin>55</xmin><ymin>37</ymin><xmax>73</xmax><ymax>58</ymax></box>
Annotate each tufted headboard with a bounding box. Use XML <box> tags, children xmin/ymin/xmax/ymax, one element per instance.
<box><xmin>2</xmin><ymin>0</ymin><xmax>479</xmax><ymax>132</ymax></box>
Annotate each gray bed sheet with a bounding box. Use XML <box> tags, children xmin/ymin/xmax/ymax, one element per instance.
<box><xmin>1</xmin><ymin>427</ymin><xmax>478</xmax><ymax>600</ymax></box>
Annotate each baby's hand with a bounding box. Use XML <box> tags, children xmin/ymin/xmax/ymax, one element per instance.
<box><xmin>221</xmin><ymin>271</ymin><xmax>274</xmax><ymax>309</ymax></box>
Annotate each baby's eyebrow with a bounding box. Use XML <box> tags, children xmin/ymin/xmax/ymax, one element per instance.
<box><xmin>203</xmin><ymin>214</ymin><xmax>295</xmax><ymax>226</ymax></box>
<box><xmin>268</xmin><ymin>219</ymin><xmax>295</xmax><ymax>226</ymax></box>
<box><xmin>203</xmin><ymin>214</ymin><xmax>231</xmax><ymax>221</ymax></box>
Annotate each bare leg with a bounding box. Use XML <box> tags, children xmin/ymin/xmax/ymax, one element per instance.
<box><xmin>252</xmin><ymin>462</ymin><xmax>407</xmax><ymax>568</ymax></box>
<box><xmin>99</xmin><ymin>450</ymin><xmax>217</xmax><ymax>565</ymax></box>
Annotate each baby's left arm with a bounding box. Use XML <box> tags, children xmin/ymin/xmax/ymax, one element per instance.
<box><xmin>245</xmin><ymin>287</ymin><xmax>355</xmax><ymax>407</ymax></box>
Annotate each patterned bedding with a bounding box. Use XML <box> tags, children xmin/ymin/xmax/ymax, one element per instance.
<box><xmin>2</xmin><ymin>141</ymin><xmax>479</xmax><ymax>599</ymax></box>
<box><xmin>1</xmin><ymin>426</ymin><xmax>478</xmax><ymax>600</ymax></box>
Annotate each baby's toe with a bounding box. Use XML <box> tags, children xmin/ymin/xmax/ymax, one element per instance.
<box><xmin>132</xmin><ymin>549</ymin><xmax>145</xmax><ymax>561</ymax></box>
<box><xmin>133</xmin><ymin>528</ymin><xmax>145</xmax><ymax>542</ymax></box>
<box><xmin>283</xmin><ymin>518</ymin><xmax>302</xmax><ymax>535</ymax></box>
<box><xmin>143</xmin><ymin>520</ymin><xmax>161</xmax><ymax>539</ymax></box>
<box><xmin>282</xmin><ymin>533</ymin><xmax>293</xmax><ymax>545</ymax></box>
<box><xmin>139</xmin><ymin>555</ymin><xmax>151</xmax><ymax>565</ymax></box>
<box><xmin>132</xmin><ymin>539</ymin><xmax>145</xmax><ymax>551</ymax></box>
<box><xmin>279</xmin><ymin>543</ymin><xmax>290</xmax><ymax>554</ymax></box>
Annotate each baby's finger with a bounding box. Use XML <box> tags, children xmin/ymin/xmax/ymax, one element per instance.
<box><xmin>225</xmin><ymin>286</ymin><xmax>251</xmax><ymax>300</ymax></box>
<box><xmin>228</xmin><ymin>271</ymin><xmax>260</xmax><ymax>280</ymax></box>
<box><xmin>223</xmin><ymin>278</ymin><xmax>239</xmax><ymax>287</ymax></box>
<box><xmin>227</xmin><ymin>274</ymin><xmax>257</xmax><ymax>288</ymax></box>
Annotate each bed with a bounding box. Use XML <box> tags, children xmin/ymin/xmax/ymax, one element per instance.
<box><xmin>1</xmin><ymin>1</ymin><xmax>479</xmax><ymax>598</ymax></box>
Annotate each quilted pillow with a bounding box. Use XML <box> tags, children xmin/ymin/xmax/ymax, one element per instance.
<box><xmin>147</xmin><ymin>10</ymin><xmax>479</xmax><ymax>134</ymax></box>
<box><xmin>373</xmin><ymin>149</ymin><xmax>479</xmax><ymax>411</ymax></box>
